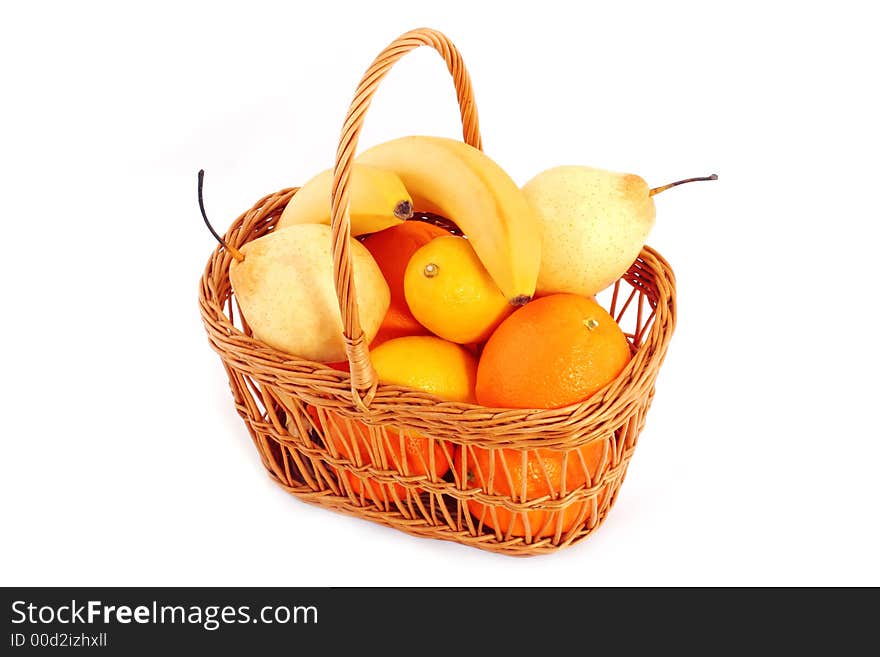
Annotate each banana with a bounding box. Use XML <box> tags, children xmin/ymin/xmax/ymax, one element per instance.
<box><xmin>277</xmin><ymin>163</ymin><xmax>413</xmax><ymax>236</ymax></box>
<box><xmin>357</xmin><ymin>136</ymin><xmax>541</xmax><ymax>304</ymax></box>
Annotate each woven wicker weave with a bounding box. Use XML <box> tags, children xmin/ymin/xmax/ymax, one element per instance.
<box><xmin>198</xmin><ymin>28</ymin><xmax>676</xmax><ymax>556</ymax></box>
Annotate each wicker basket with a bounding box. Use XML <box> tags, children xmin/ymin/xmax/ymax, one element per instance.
<box><xmin>199</xmin><ymin>28</ymin><xmax>676</xmax><ymax>556</ymax></box>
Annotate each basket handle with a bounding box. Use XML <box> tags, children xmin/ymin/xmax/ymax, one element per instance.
<box><xmin>330</xmin><ymin>28</ymin><xmax>483</xmax><ymax>410</ymax></box>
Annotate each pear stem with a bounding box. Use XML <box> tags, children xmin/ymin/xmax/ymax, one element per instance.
<box><xmin>649</xmin><ymin>174</ymin><xmax>718</xmax><ymax>197</ymax></box>
<box><xmin>198</xmin><ymin>169</ymin><xmax>244</xmax><ymax>262</ymax></box>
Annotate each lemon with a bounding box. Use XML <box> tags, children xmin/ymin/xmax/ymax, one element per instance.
<box><xmin>403</xmin><ymin>236</ymin><xmax>513</xmax><ymax>344</ymax></box>
<box><xmin>370</xmin><ymin>336</ymin><xmax>477</xmax><ymax>403</ymax></box>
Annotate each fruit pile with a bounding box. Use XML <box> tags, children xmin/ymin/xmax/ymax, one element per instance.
<box><xmin>202</xmin><ymin>135</ymin><xmax>714</xmax><ymax>537</ymax></box>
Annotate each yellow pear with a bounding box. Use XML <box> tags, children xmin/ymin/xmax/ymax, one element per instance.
<box><xmin>523</xmin><ymin>166</ymin><xmax>715</xmax><ymax>297</ymax></box>
<box><xmin>229</xmin><ymin>224</ymin><xmax>389</xmax><ymax>362</ymax></box>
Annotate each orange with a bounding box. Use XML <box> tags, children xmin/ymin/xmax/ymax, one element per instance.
<box><xmin>460</xmin><ymin>293</ymin><xmax>630</xmax><ymax>537</ymax></box>
<box><xmin>308</xmin><ymin>406</ymin><xmax>450</xmax><ymax>506</ymax></box>
<box><xmin>404</xmin><ymin>236</ymin><xmax>514</xmax><ymax>344</ymax></box>
<box><xmin>454</xmin><ymin>441</ymin><xmax>607</xmax><ymax>538</ymax></box>
<box><xmin>475</xmin><ymin>293</ymin><xmax>631</xmax><ymax>409</ymax></box>
<box><xmin>362</xmin><ymin>221</ymin><xmax>450</xmax><ymax>345</ymax></box>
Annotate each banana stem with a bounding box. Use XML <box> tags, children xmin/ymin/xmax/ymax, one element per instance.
<box><xmin>394</xmin><ymin>200</ymin><xmax>414</xmax><ymax>220</ymax></box>
<box><xmin>198</xmin><ymin>170</ymin><xmax>244</xmax><ymax>262</ymax></box>
<box><xmin>650</xmin><ymin>174</ymin><xmax>718</xmax><ymax>197</ymax></box>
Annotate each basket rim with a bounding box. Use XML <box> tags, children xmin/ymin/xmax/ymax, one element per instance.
<box><xmin>199</xmin><ymin>187</ymin><xmax>676</xmax><ymax>448</ymax></box>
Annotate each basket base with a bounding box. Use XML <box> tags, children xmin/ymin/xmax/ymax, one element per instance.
<box><xmin>262</xmin><ymin>455</ymin><xmax>633</xmax><ymax>557</ymax></box>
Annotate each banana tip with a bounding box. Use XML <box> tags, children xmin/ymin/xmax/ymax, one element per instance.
<box><xmin>510</xmin><ymin>295</ymin><xmax>532</xmax><ymax>307</ymax></box>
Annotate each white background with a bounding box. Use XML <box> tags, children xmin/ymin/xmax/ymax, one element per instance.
<box><xmin>2</xmin><ymin>1</ymin><xmax>878</xmax><ymax>586</ymax></box>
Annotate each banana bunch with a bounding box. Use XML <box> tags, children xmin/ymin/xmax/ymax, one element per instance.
<box><xmin>277</xmin><ymin>136</ymin><xmax>541</xmax><ymax>304</ymax></box>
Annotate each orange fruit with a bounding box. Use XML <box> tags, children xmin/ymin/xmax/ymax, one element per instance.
<box><xmin>454</xmin><ymin>441</ymin><xmax>607</xmax><ymax>538</ymax></box>
<box><xmin>459</xmin><ymin>293</ymin><xmax>629</xmax><ymax>538</ymax></box>
<box><xmin>475</xmin><ymin>293</ymin><xmax>631</xmax><ymax>409</ymax></box>
<box><xmin>363</xmin><ymin>221</ymin><xmax>450</xmax><ymax>345</ymax></box>
<box><xmin>370</xmin><ymin>335</ymin><xmax>478</xmax><ymax>403</ymax></box>
<box><xmin>404</xmin><ymin>236</ymin><xmax>514</xmax><ymax>344</ymax></box>
<box><xmin>308</xmin><ymin>406</ymin><xmax>450</xmax><ymax>506</ymax></box>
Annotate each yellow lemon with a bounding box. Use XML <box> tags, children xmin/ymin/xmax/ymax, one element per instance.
<box><xmin>404</xmin><ymin>236</ymin><xmax>513</xmax><ymax>344</ymax></box>
<box><xmin>370</xmin><ymin>336</ymin><xmax>477</xmax><ymax>403</ymax></box>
